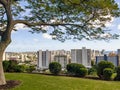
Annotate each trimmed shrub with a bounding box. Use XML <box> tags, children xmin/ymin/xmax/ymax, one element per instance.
<box><xmin>49</xmin><ymin>62</ymin><xmax>61</xmax><ymax>75</ymax></box>
<box><xmin>76</xmin><ymin>68</ymin><xmax>88</xmax><ymax>77</ymax></box>
<box><xmin>103</xmin><ymin>68</ymin><xmax>113</xmax><ymax>80</ymax></box>
<box><xmin>66</xmin><ymin>63</ymin><xmax>87</xmax><ymax>77</ymax></box>
<box><xmin>66</xmin><ymin>63</ymin><xmax>85</xmax><ymax>75</ymax></box>
<box><xmin>97</xmin><ymin>60</ymin><xmax>114</xmax><ymax>79</ymax></box>
<box><xmin>88</xmin><ymin>67</ymin><xmax>97</xmax><ymax>75</ymax></box>
<box><xmin>114</xmin><ymin>66</ymin><xmax>120</xmax><ymax>80</ymax></box>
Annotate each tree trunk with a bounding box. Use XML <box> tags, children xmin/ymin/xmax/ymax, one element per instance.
<box><xmin>0</xmin><ymin>51</ymin><xmax>6</xmax><ymax>85</ymax></box>
<box><xmin>0</xmin><ymin>42</ymin><xmax>11</xmax><ymax>85</ymax></box>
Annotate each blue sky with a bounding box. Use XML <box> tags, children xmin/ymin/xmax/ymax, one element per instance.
<box><xmin>6</xmin><ymin>0</ymin><xmax>120</xmax><ymax>52</ymax></box>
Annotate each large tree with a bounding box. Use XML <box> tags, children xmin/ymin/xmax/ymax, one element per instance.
<box><xmin>0</xmin><ymin>0</ymin><xmax>119</xmax><ymax>85</ymax></box>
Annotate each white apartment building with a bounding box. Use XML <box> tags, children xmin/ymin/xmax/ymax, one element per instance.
<box><xmin>37</xmin><ymin>50</ymin><xmax>71</xmax><ymax>69</ymax></box>
<box><xmin>71</xmin><ymin>47</ymin><xmax>91</xmax><ymax>67</ymax></box>
<box><xmin>37</xmin><ymin>50</ymin><xmax>51</xmax><ymax>70</ymax></box>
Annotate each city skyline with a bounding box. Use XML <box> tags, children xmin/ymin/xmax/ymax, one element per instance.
<box><xmin>5</xmin><ymin>0</ymin><xmax>120</xmax><ymax>52</ymax></box>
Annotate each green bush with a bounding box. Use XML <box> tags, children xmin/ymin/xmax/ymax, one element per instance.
<box><xmin>49</xmin><ymin>62</ymin><xmax>61</xmax><ymax>75</ymax></box>
<box><xmin>26</xmin><ymin>65</ymin><xmax>36</xmax><ymax>73</ymax></box>
<box><xmin>3</xmin><ymin>61</ymin><xmax>10</xmax><ymax>72</ymax></box>
<box><xmin>66</xmin><ymin>63</ymin><xmax>85</xmax><ymax>75</ymax></box>
<box><xmin>88</xmin><ymin>67</ymin><xmax>97</xmax><ymax>75</ymax></box>
<box><xmin>66</xmin><ymin>63</ymin><xmax>87</xmax><ymax>77</ymax></box>
<box><xmin>114</xmin><ymin>66</ymin><xmax>120</xmax><ymax>80</ymax></box>
<box><xmin>103</xmin><ymin>68</ymin><xmax>113</xmax><ymax>80</ymax></box>
<box><xmin>76</xmin><ymin>68</ymin><xmax>88</xmax><ymax>77</ymax></box>
<box><xmin>8</xmin><ymin>60</ymin><xmax>18</xmax><ymax>72</ymax></box>
<box><xmin>14</xmin><ymin>65</ymin><xmax>25</xmax><ymax>72</ymax></box>
<box><xmin>97</xmin><ymin>61</ymin><xmax>114</xmax><ymax>79</ymax></box>
<box><xmin>3</xmin><ymin>60</ymin><xmax>26</xmax><ymax>72</ymax></box>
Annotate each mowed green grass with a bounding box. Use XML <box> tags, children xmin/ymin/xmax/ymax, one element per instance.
<box><xmin>5</xmin><ymin>73</ymin><xmax>120</xmax><ymax>90</ymax></box>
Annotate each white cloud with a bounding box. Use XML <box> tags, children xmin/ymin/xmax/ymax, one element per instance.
<box><xmin>105</xmin><ymin>16</ymin><xmax>114</xmax><ymax>27</ymax></box>
<box><xmin>42</xmin><ymin>33</ymin><xmax>52</xmax><ymax>39</ymax></box>
<box><xmin>14</xmin><ymin>24</ymin><xmax>25</xmax><ymax>29</ymax></box>
<box><xmin>118</xmin><ymin>24</ymin><xmax>120</xmax><ymax>30</ymax></box>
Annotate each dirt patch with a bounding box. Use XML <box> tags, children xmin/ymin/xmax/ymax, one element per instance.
<box><xmin>0</xmin><ymin>80</ymin><xmax>21</xmax><ymax>90</ymax></box>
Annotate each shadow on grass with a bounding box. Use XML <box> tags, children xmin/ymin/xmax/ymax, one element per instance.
<box><xmin>0</xmin><ymin>80</ymin><xmax>21</xmax><ymax>90</ymax></box>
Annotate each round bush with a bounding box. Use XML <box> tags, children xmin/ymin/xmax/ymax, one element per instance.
<box><xmin>103</xmin><ymin>68</ymin><xmax>113</xmax><ymax>80</ymax></box>
<box><xmin>97</xmin><ymin>61</ymin><xmax>114</xmax><ymax>79</ymax></box>
<box><xmin>66</xmin><ymin>63</ymin><xmax>85</xmax><ymax>75</ymax></box>
<box><xmin>114</xmin><ymin>66</ymin><xmax>120</xmax><ymax>80</ymax></box>
<box><xmin>76</xmin><ymin>68</ymin><xmax>88</xmax><ymax>77</ymax></box>
<box><xmin>88</xmin><ymin>67</ymin><xmax>97</xmax><ymax>75</ymax></box>
<box><xmin>49</xmin><ymin>62</ymin><xmax>61</xmax><ymax>75</ymax></box>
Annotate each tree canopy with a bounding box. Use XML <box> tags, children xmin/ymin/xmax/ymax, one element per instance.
<box><xmin>0</xmin><ymin>0</ymin><xmax>120</xmax><ymax>42</ymax></box>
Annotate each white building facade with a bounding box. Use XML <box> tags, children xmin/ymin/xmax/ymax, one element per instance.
<box><xmin>71</xmin><ymin>47</ymin><xmax>91</xmax><ymax>67</ymax></box>
<box><xmin>37</xmin><ymin>50</ymin><xmax>51</xmax><ymax>70</ymax></box>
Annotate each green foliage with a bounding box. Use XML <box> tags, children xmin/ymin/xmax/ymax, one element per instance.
<box><xmin>2</xmin><ymin>61</ymin><xmax>10</xmax><ymax>72</ymax></box>
<box><xmin>66</xmin><ymin>63</ymin><xmax>85</xmax><ymax>75</ymax></box>
<box><xmin>88</xmin><ymin>67</ymin><xmax>97</xmax><ymax>75</ymax></box>
<box><xmin>97</xmin><ymin>61</ymin><xmax>114</xmax><ymax>79</ymax></box>
<box><xmin>114</xmin><ymin>66</ymin><xmax>120</xmax><ymax>80</ymax></box>
<box><xmin>14</xmin><ymin>65</ymin><xmax>25</xmax><ymax>72</ymax></box>
<box><xmin>3</xmin><ymin>60</ymin><xmax>18</xmax><ymax>72</ymax></box>
<box><xmin>26</xmin><ymin>65</ymin><xmax>36</xmax><ymax>73</ymax></box>
<box><xmin>2</xmin><ymin>60</ymin><xmax>31</xmax><ymax>73</ymax></box>
<box><xmin>76</xmin><ymin>68</ymin><xmax>88</xmax><ymax>77</ymax></box>
<box><xmin>66</xmin><ymin>63</ymin><xmax>87</xmax><ymax>77</ymax></box>
<box><xmin>8</xmin><ymin>60</ymin><xmax>18</xmax><ymax>72</ymax></box>
<box><xmin>0</xmin><ymin>0</ymin><xmax>119</xmax><ymax>42</ymax></box>
<box><xmin>103</xmin><ymin>68</ymin><xmax>113</xmax><ymax>80</ymax></box>
<box><xmin>91</xmin><ymin>60</ymin><xmax>95</xmax><ymax>66</ymax></box>
<box><xmin>49</xmin><ymin>62</ymin><xmax>61</xmax><ymax>75</ymax></box>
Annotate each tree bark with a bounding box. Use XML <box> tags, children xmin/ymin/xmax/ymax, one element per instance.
<box><xmin>0</xmin><ymin>49</ymin><xmax>6</xmax><ymax>85</ymax></box>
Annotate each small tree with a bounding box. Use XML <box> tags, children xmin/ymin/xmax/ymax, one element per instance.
<box><xmin>49</xmin><ymin>62</ymin><xmax>61</xmax><ymax>75</ymax></box>
<box><xmin>97</xmin><ymin>60</ymin><xmax>114</xmax><ymax>79</ymax></box>
<box><xmin>103</xmin><ymin>68</ymin><xmax>113</xmax><ymax>80</ymax></box>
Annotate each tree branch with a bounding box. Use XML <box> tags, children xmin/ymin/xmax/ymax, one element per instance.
<box><xmin>13</xmin><ymin>20</ymin><xmax>82</xmax><ymax>26</ymax></box>
<box><xmin>0</xmin><ymin>0</ymin><xmax>7</xmax><ymax>6</ymax></box>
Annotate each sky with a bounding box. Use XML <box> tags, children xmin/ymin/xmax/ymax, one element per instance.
<box><xmin>6</xmin><ymin>0</ymin><xmax>120</xmax><ymax>52</ymax></box>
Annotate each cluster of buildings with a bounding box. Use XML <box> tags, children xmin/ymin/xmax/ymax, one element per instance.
<box><xmin>37</xmin><ymin>50</ymin><xmax>71</xmax><ymax>70</ymax></box>
<box><xmin>3</xmin><ymin>52</ymin><xmax>37</xmax><ymax>65</ymax></box>
<box><xmin>4</xmin><ymin>48</ymin><xmax>120</xmax><ymax>70</ymax></box>
<box><xmin>37</xmin><ymin>47</ymin><xmax>102</xmax><ymax>70</ymax></box>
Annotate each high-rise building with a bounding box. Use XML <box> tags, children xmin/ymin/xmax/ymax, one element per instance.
<box><xmin>37</xmin><ymin>49</ymin><xmax>71</xmax><ymax>69</ymax></box>
<box><xmin>37</xmin><ymin>50</ymin><xmax>51</xmax><ymax>69</ymax></box>
<box><xmin>54</xmin><ymin>55</ymin><xmax>67</xmax><ymax>68</ymax></box>
<box><xmin>71</xmin><ymin>47</ymin><xmax>91</xmax><ymax>67</ymax></box>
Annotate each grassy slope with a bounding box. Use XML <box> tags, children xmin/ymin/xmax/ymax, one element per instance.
<box><xmin>5</xmin><ymin>73</ymin><xmax>120</xmax><ymax>90</ymax></box>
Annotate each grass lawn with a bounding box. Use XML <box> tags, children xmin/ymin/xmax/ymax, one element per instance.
<box><xmin>5</xmin><ymin>73</ymin><xmax>120</xmax><ymax>90</ymax></box>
